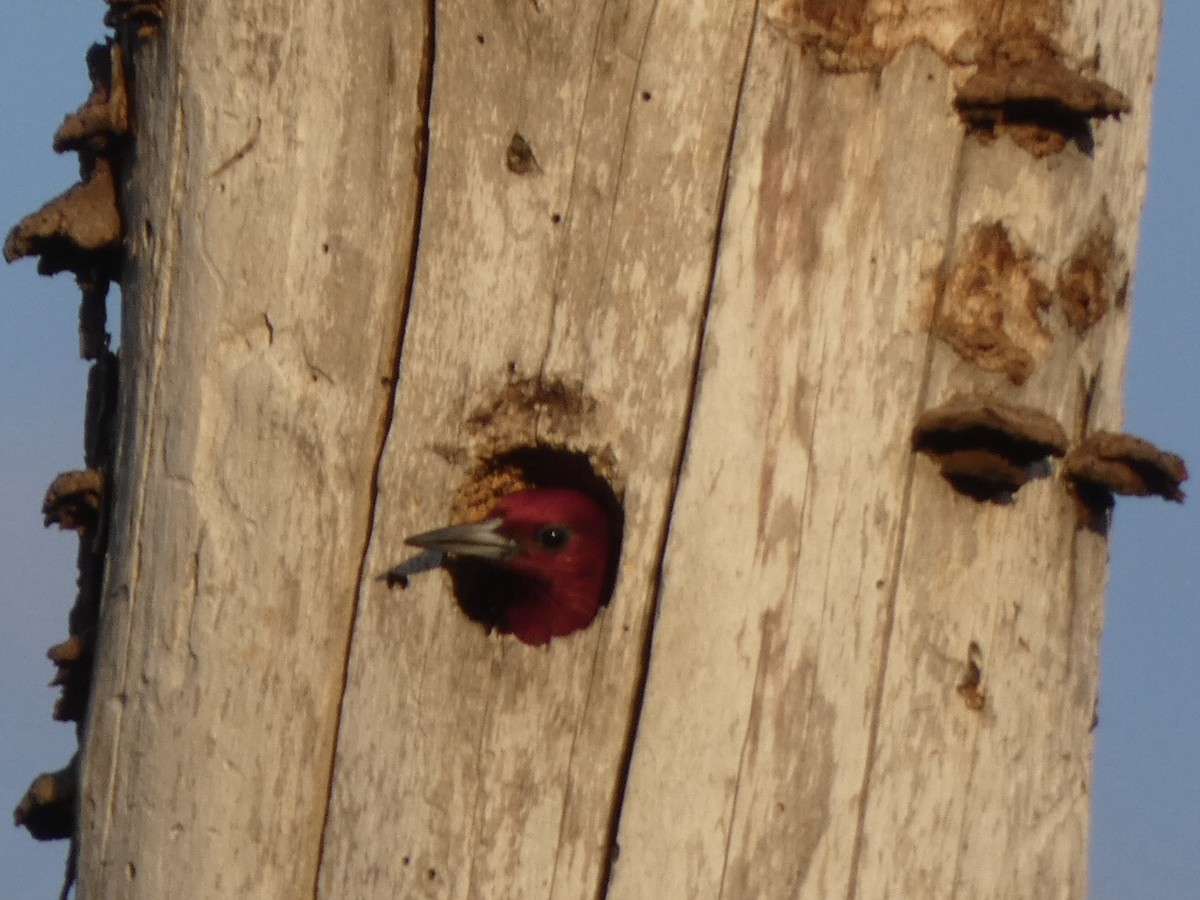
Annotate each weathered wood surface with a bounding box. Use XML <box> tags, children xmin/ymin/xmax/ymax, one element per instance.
<box><xmin>609</xmin><ymin>3</ymin><xmax>1156</xmax><ymax>896</ymax></box>
<box><xmin>79</xmin><ymin>3</ymin><xmax>428</xmax><ymax>896</ymax></box>
<box><xmin>79</xmin><ymin>1</ymin><xmax>1158</xmax><ymax>898</ymax></box>
<box><xmin>318</xmin><ymin>1</ymin><xmax>758</xmax><ymax>896</ymax></box>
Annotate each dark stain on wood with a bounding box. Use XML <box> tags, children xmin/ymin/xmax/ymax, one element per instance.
<box><xmin>505</xmin><ymin>132</ymin><xmax>540</xmax><ymax>175</ymax></box>
<box><xmin>957</xmin><ymin>641</ymin><xmax>986</xmax><ymax>711</ymax></box>
<box><xmin>466</xmin><ymin>375</ymin><xmax>597</xmax><ymax>443</ymax></box>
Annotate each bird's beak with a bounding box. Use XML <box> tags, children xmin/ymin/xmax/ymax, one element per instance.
<box><xmin>404</xmin><ymin>517</ymin><xmax>518</xmax><ymax>561</ymax></box>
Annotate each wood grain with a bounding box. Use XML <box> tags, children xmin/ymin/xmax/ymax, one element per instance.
<box><xmin>78</xmin><ymin>2</ymin><xmax>427</xmax><ymax>896</ymax></box>
<box><xmin>77</xmin><ymin>1</ymin><xmax>1158</xmax><ymax>898</ymax></box>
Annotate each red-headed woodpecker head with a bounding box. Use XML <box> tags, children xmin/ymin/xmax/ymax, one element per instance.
<box><xmin>402</xmin><ymin>487</ymin><xmax>618</xmax><ymax>646</ymax></box>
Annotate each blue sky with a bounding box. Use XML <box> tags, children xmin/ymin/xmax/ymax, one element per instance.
<box><xmin>0</xmin><ymin>4</ymin><xmax>1194</xmax><ymax>897</ymax></box>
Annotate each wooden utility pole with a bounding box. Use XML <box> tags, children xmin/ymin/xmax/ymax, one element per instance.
<box><xmin>49</xmin><ymin>1</ymin><xmax>1163</xmax><ymax>897</ymax></box>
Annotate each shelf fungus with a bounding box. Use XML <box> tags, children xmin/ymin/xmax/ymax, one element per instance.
<box><xmin>13</xmin><ymin>753</ymin><xmax>78</xmax><ymax>842</ymax></box>
<box><xmin>6</xmin><ymin>41</ymin><xmax>128</xmax><ymax>359</ymax></box>
<box><xmin>53</xmin><ymin>42</ymin><xmax>129</xmax><ymax>155</ymax></box>
<box><xmin>8</xmin><ymin>18</ymin><xmax>129</xmax><ymax>900</ymax></box>
<box><xmin>48</xmin><ymin>636</ymin><xmax>89</xmax><ymax>691</ymax></box>
<box><xmin>3</xmin><ymin>157</ymin><xmax>122</xmax><ymax>279</ymax></box>
<box><xmin>104</xmin><ymin>0</ymin><xmax>165</xmax><ymax>37</ymax></box>
<box><xmin>42</xmin><ymin>470</ymin><xmax>105</xmax><ymax>535</ymax></box>
<box><xmin>913</xmin><ymin>395</ymin><xmax>1068</xmax><ymax>502</ymax></box>
<box><xmin>48</xmin><ymin>633</ymin><xmax>93</xmax><ymax>725</ymax></box>
<box><xmin>955</xmin><ymin>43</ymin><xmax>1130</xmax><ymax>158</ymax></box>
<box><xmin>1064</xmin><ymin>431</ymin><xmax>1188</xmax><ymax>512</ymax></box>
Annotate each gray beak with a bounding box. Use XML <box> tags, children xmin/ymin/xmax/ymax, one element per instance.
<box><xmin>404</xmin><ymin>517</ymin><xmax>517</xmax><ymax>561</ymax></box>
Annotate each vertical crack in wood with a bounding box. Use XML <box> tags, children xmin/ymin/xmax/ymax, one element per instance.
<box><xmin>845</xmin><ymin>130</ymin><xmax>971</xmax><ymax>900</ymax></box>
<box><xmin>536</xmin><ymin>7</ymin><xmax>669</xmax><ymax>883</ymax></box>
<box><xmin>595</xmin><ymin>3</ymin><xmax>762</xmax><ymax>895</ymax></box>
<box><xmin>310</xmin><ymin>2</ymin><xmax>437</xmax><ymax>895</ymax></box>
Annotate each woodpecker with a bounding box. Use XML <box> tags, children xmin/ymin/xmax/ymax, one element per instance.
<box><xmin>388</xmin><ymin>487</ymin><xmax>617</xmax><ymax>645</ymax></box>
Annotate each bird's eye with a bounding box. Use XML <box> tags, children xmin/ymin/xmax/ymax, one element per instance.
<box><xmin>537</xmin><ymin>525</ymin><xmax>572</xmax><ymax>551</ymax></box>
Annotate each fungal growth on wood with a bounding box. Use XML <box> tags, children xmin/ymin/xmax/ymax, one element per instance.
<box><xmin>764</xmin><ymin>0</ymin><xmax>887</xmax><ymax>72</ymax></box>
<box><xmin>1057</xmin><ymin>217</ymin><xmax>1120</xmax><ymax>331</ymax></box>
<box><xmin>104</xmin><ymin>0</ymin><xmax>165</xmax><ymax>37</ymax></box>
<box><xmin>913</xmin><ymin>394</ymin><xmax>1068</xmax><ymax>502</ymax></box>
<box><xmin>1064</xmin><ymin>432</ymin><xmax>1189</xmax><ymax>513</ymax></box>
<box><xmin>12</xmin><ymin>754</ymin><xmax>78</xmax><ymax>842</ymax></box>
<box><xmin>35</xmin><ymin>359</ymin><xmax>118</xmax><ymax>736</ymax></box>
<box><xmin>935</xmin><ymin>222</ymin><xmax>1052</xmax><ymax>385</ymax></box>
<box><xmin>4</xmin><ymin>158</ymin><xmax>122</xmax><ymax>277</ymax></box>
<box><xmin>53</xmin><ymin>42</ymin><xmax>129</xmax><ymax>155</ymax></box>
<box><xmin>6</xmin><ymin>39</ymin><xmax>129</xmax><ymax>359</ymax></box>
<box><xmin>84</xmin><ymin>351</ymin><xmax>120</xmax><ymax>471</ymax></box>
<box><xmin>77</xmin><ymin>277</ymin><xmax>112</xmax><ymax>361</ymax></box>
<box><xmin>955</xmin><ymin>39</ymin><xmax>1130</xmax><ymax>157</ymax></box>
<box><xmin>42</xmin><ymin>470</ymin><xmax>105</xmax><ymax>533</ymax></box>
<box><xmin>4</xmin><ymin>14</ymin><xmax>131</xmax><ymax>895</ymax></box>
<box><xmin>47</xmin><ymin>635</ymin><xmax>94</xmax><ymax>725</ymax></box>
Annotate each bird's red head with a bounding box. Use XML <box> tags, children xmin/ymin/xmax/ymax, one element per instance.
<box><xmin>404</xmin><ymin>487</ymin><xmax>618</xmax><ymax>645</ymax></box>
